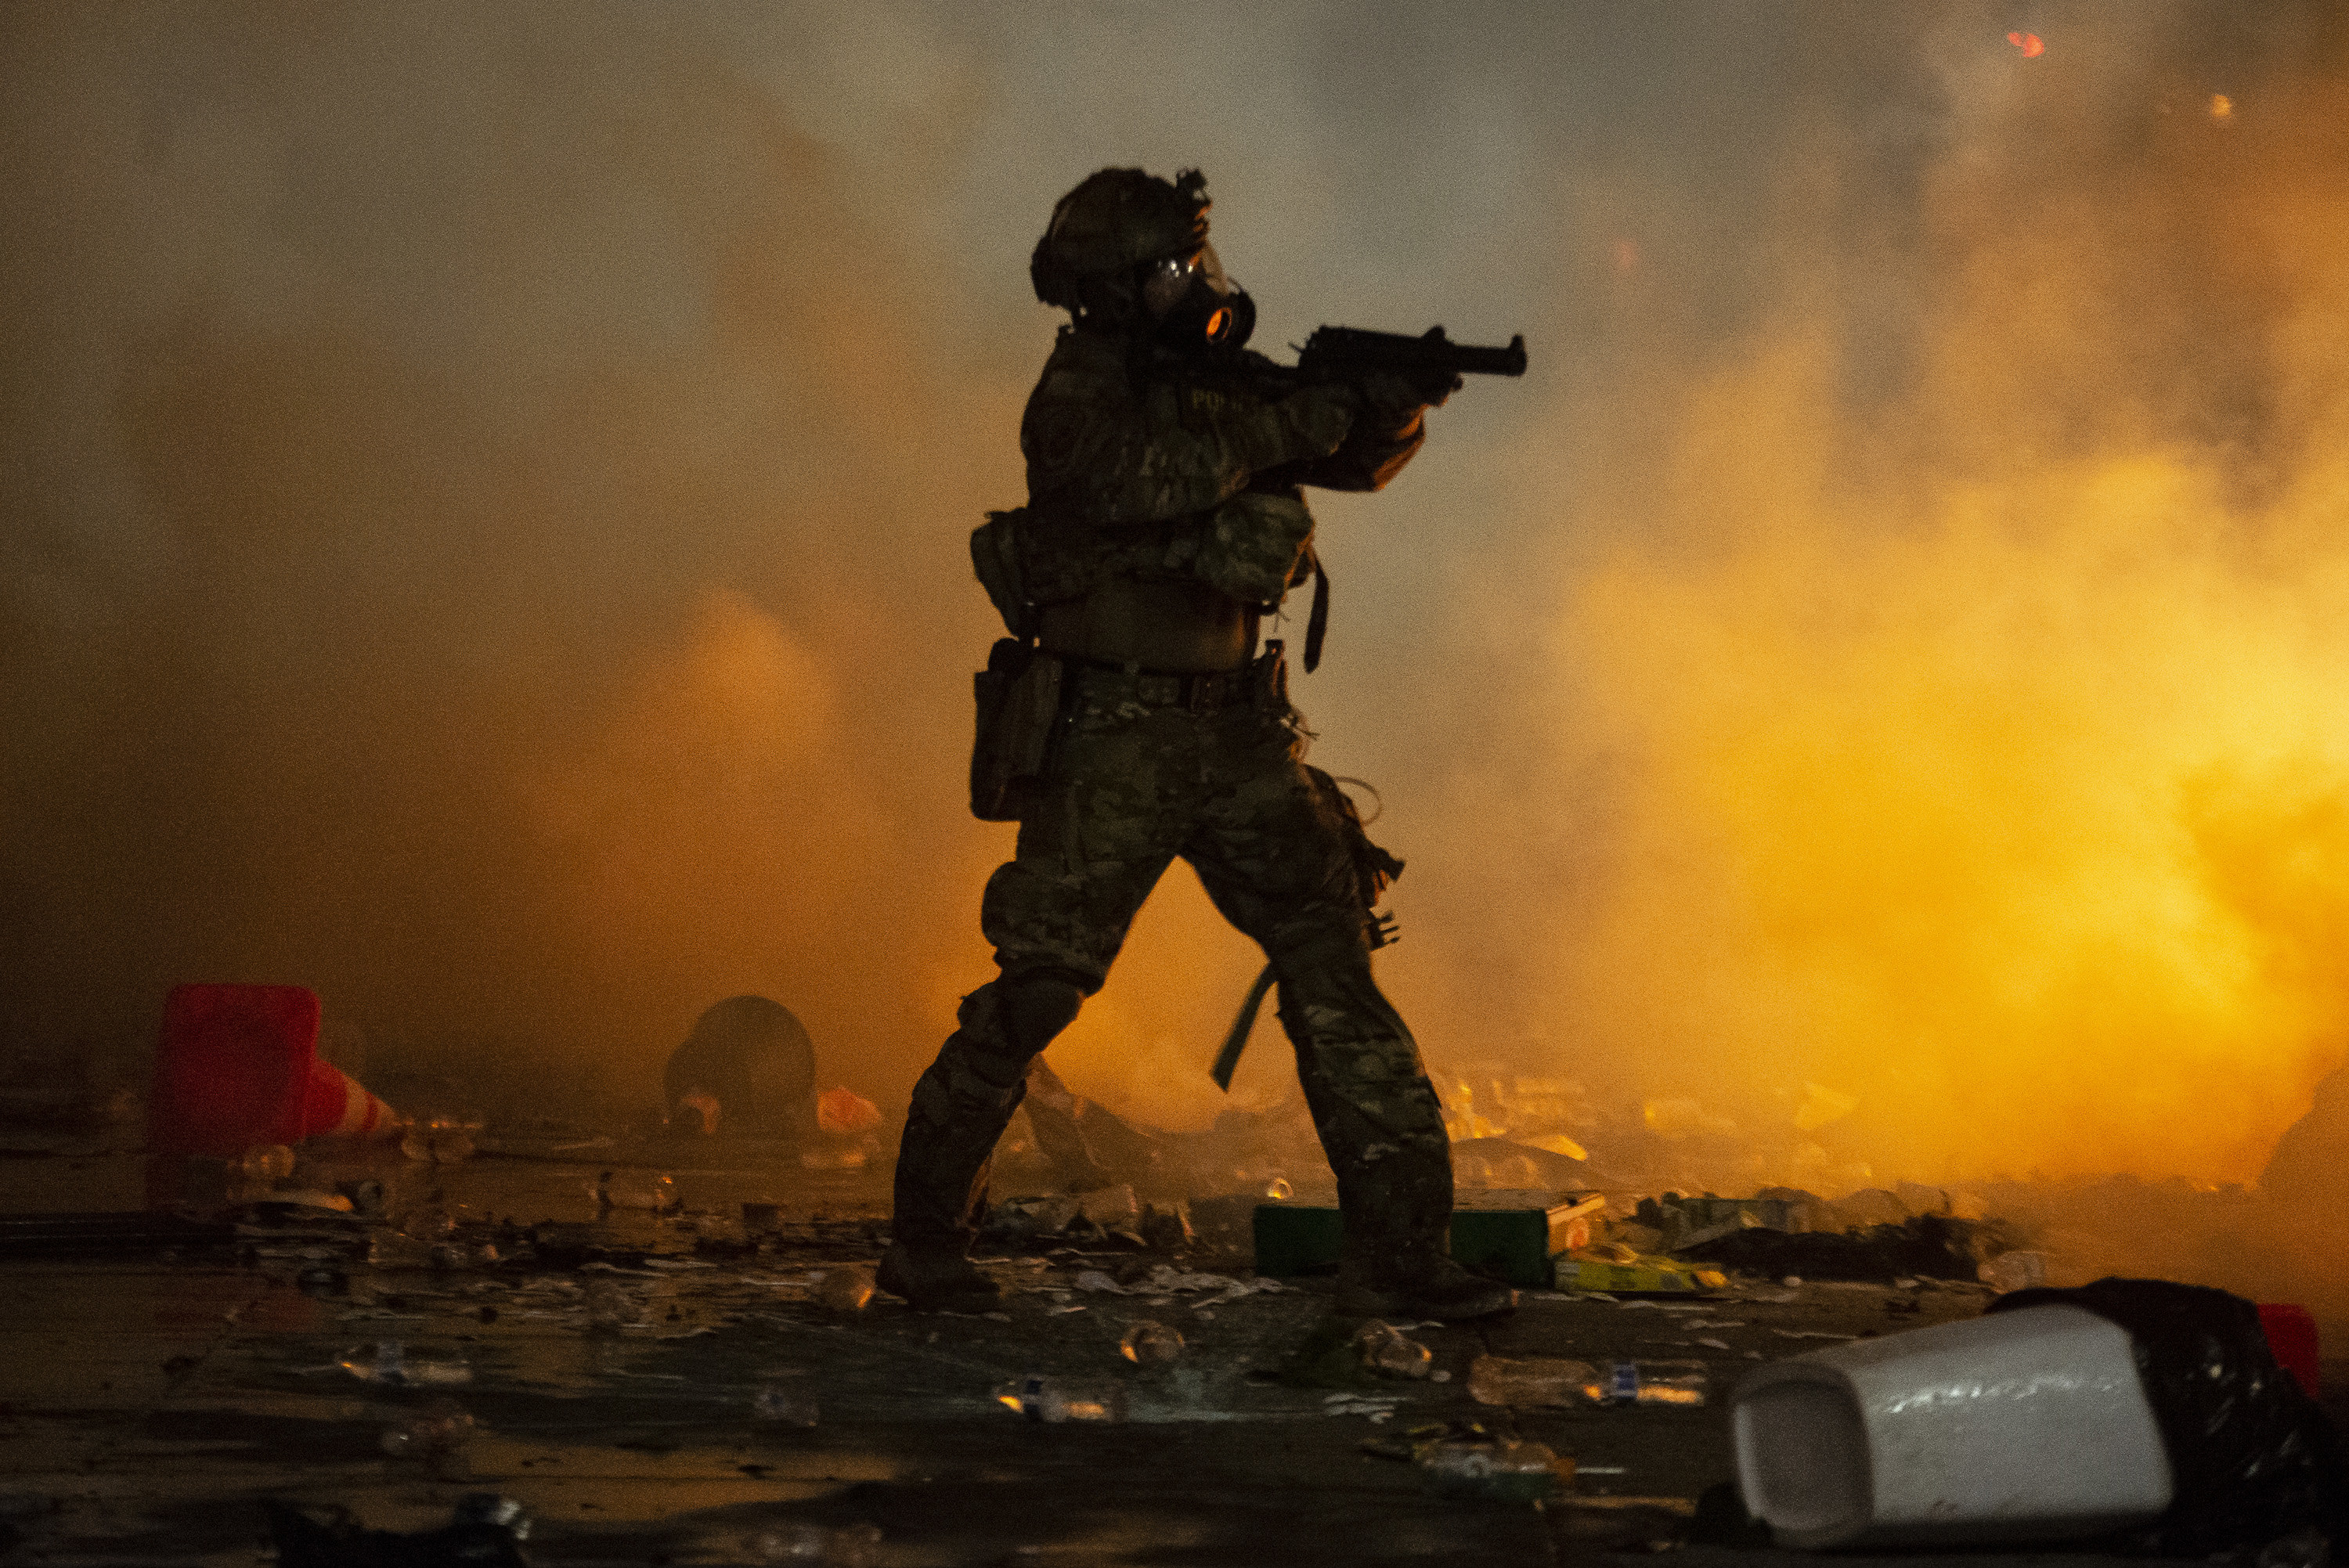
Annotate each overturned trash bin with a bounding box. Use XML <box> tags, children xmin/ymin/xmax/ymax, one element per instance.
<box><xmin>1732</xmin><ymin>1278</ymin><xmax>2347</xmax><ymax>1552</ymax></box>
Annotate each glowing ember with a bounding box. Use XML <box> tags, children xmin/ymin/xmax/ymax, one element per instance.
<box><xmin>2210</xmin><ymin>93</ymin><xmax>2234</xmax><ymax>121</ymax></box>
<box><xmin>2006</xmin><ymin>31</ymin><xmax>2044</xmax><ymax>57</ymax></box>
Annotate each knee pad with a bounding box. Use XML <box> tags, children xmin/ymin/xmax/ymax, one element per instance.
<box><xmin>999</xmin><ymin>972</ymin><xmax>1084</xmax><ymax>1059</ymax></box>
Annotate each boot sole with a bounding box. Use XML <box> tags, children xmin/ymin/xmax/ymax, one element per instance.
<box><xmin>876</xmin><ymin>1260</ymin><xmax>1001</xmax><ymax>1314</ymax></box>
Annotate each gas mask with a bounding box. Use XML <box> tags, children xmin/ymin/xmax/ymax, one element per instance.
<box><xmin>1141</xmin><ymin>243</ymin><xmax>1254</xmax><ymax>354</ymax></box>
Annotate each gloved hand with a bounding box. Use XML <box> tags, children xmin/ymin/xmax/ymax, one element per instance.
<box><xmin>1268</xmin><ymin>382</ymin><xmax>1357</xmax><ymax>459</ymax></box>
<box><xmin>1359</xmin><ymin>370</ymin><xmax>1445</xmax><ymax>424</ymax></box>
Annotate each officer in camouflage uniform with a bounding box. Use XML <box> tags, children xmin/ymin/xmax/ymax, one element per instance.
<box><xmin>879</xmin><ymin>168</ymin><xmax>1511</xmax><ymax>1321</ymax></box>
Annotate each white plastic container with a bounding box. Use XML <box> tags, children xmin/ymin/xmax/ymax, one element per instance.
<box><xmin>1732</xmin><ymin>1304</ymin><xmax>2172</xmax><ymax>1548</ymax></box>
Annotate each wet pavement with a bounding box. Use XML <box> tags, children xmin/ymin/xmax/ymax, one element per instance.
<box><xmin>2</xmin><ymin>1141</ymin><xmax>2342</xmax><ymax>1565</ymax></box>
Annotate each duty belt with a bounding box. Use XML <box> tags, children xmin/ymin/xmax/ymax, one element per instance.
<box><xmin>1059</xmin><ymin>652</ymin><xmax>1254</xmax><ymax>713</ymax></box>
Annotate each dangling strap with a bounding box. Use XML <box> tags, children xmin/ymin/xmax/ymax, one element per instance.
<box><xmin>1304</xmin><ymin>546</ymin><xmax>1331</xmax><ymax>672</ymax></box>
<box><xmin>1209</xmin><ymin>964</ymin><xmax>1277</xmax><ymax>1091</ymax></box>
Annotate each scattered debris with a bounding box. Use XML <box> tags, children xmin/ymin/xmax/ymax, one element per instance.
<box><xmin>593</xmin><ymin>1170</ymin><xmax>679</xmax><ymax>1214</ymax></box>
<box><xmin>1354</xmin><ymin>1319</ymin><xmax>1434</xmax><ymax>1379</ymax></box>
<box><xmin>1680</xmin><ymin>1213</ymin><xmax>2003</xmax><ymax>1284</ymax></box>
<box><xmin>1978</xmin><ymin>1248</ymin><xmax>2048</xmax><ymax>1292</ymax></box>
<box><xmin>337</xmin><ymin>1342</ymin><xmax>472</xmax><ymax>1386</ymax></box>
<box><xmin>583</xmin><ymin>1280</ymin><xmax>644</xmax><ymax>1333</ymax></box>
<box><xmin>1120</xmin><ymin>1320</ymin><xmax>1184</xmax><ymax>1364</ymax></box>
<box><xmin>810</xmin><ymin>1264</ymin><xmax>876</xmax><ymax>1314</ymax></box>
<box><xmin>994</xmin><ymin>1374</ymin><xmax>1126</xmax><ymax>1422</ymax></box>
<box><xmin>380</xmin><ymin>1397</ymin><xmax>476</xmax><ymax>1462</ymax></box>
<box><xmin>1416</xmin><ymin>1436</ymin><xmax>1567</xmax><ymax>1503</ymax></box>
<box><xmin>1553</xmin><ymin>1255</ymin><xmax>1721</xmax><ymax>1294</ymax></box>
<box><xmin>1466</xmin><ymin>1354</ymin><xmax>1595</xmax><ymax>1408</ymax></box>
<box><xmin>1594</xmin><ymin>1361</ymin><xmax>1709</xmax><ymax>1408</ymax></box>
<box><xmin>749</xmin><ymin>1522</ymin><xmax>882</xmax><ymax>1566</ymax></box>
<box><xmin>1359</xmin><ymin>1417</ymin><xmax>1500</xmax><ymax>1462</ymax></box>
<box><xmin>401</xmin><ymin>1119</ymin><xmax>478</xmax><ymax>1164</ymax></box>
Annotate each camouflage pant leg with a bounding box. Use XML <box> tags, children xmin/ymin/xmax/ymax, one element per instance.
<box><xmin>1182</xmin><ymin>716</ymin><xmax>1455</xmax><ymax>1262</ymax></box>
<box><xmin>893</xmin><ymin>697</ymin><xmax>1186</xmax><ymax>1245</ymax></box>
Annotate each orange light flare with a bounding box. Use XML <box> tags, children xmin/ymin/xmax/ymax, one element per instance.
<box><xmin>2210</xmin><ymin>94</ymin><xmax>2235</xmax><ymax>122</ymax></box>
<box><xmin>2006</xmin><ymin>31</ymin><xmax>2045</xmax><ymax>58</ymax></box>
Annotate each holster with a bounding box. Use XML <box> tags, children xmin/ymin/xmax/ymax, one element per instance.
<box><xmin>970</xmin><ymin>639</ymin><xmax>1065</xmax><ymax>823</ymax></box>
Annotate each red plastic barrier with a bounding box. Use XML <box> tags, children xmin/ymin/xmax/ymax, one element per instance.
<box><xmin>2257</xmin><ymin>1302</ymin><xmax>2321</xmax><ymax>1398</ymax></box>
<box><xmin>146</xmin><ymin>983</ymin><xmax>398</xmax><ymax>1155</ymax></box>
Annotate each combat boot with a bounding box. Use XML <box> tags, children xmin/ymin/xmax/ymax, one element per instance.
<box><xmin>1335</xmin><ymin>1253</ymin><xmax>1517</xmax><ymax>1322</ymax></box>
<box><xmin>877</xmin><ymin>1242</ymin><xmax>1001</xmax><ymax>1314</ymax></box>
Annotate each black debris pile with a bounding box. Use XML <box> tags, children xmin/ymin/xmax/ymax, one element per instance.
<box><xmin>978</xmin><ymin>1187</ymin><xmax>1193</xmax><ymax>1252</ymax></box>
<box><xmin>1679</xmin><ymin>1213</ymin><xmax>2005</xmax><ymax>1283</ymax></box>
<box><xmin>1990</xmin><ymin>1278</ymin><xmax>2349</xmax><ymax>1555</ymax></box>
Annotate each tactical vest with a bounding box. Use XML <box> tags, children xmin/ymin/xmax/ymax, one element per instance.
<box><xmin>971</xmin><ymin>489</ymin><xmax>1328</xmax><ymax>666</ymax></box>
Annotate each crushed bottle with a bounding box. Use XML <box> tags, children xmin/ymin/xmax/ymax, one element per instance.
<box><xmin>594</xmin><ymin>1170</ymin><xmax>680</xmax><ymax>1213</ymax></box>
<box><xmin>1120</xmin><ymin>1320</ymin><xmax>1185</xmax><ymax>1366</ymax></box>
<box><xmin>337</xmin><ymin>1342</ymin><xmax>472</xmax><ymax>1386</ymax></box>
<box><xmin>583</xmin><ymin>1279</ymin><xmax>644</xmax><ymax>1333</ymax></box>
<box><xmin>753</xmin><ymin>1383</ymin><xmax>820</xmax><ymax>1426</ymax></box>
<box><xmin>1416</xmin><ymin>1436</ymin><xmax>1568</xmax><ymax>1502</ymax></box>
<box><xmin>810</xmin><ymin>1265</ymin><xmax>875</xmax><ymax>1314</ymax></box>
<box><xmin>379</xmin><ymin>1397</ymin><xmax>476</xmax><ymax>1459</ymax></box>
<box><xmin>752</xmin><ymin>1521</ymin><xmax>882</xmax><ymax>1566</ymax></box>
<box><xmin>1979</xmin><ymin>1250</ymin><xmax>2049</xmax><ymax>1294</ymax></box>
<box><xmin>1466</xmin><ymin>1354</ymin><xmax>1598</xmax><ymax>1408</ymax></box>
<box><xmin>401</xmin><ymin>1119</ymin><xmax>478</xmax><ymax>1165</ymax></box>
<box><xmin>994</xmin><ymin>1374</ymin><xmax>1128</xmax><ymax>1423</ymax></box>
<box><xmin>1591</xmin><ymin>1359</ymin><xmax>1709</xmax><ymax>1408</ymax></box>
<box><xmin>1355</xmin><ymin>1319</ymin><xmax>1434</xmax><ymax>1379</ymax></box>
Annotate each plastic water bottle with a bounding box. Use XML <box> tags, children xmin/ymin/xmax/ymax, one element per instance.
<box><xmin>811</xmin><ymin>1266</ymin><xmax>875</xmax><ymax>1314</ymax></box>
<box><xmin>1466</xmin><ymin>1354</ymin><xmax>1597</xmax><ymax>1408</ymax></box>
<box><xmin>1597</xmin><ymin>1359</ymin><xmax>1709</xmax><ymax>1408</ymax></box>
<box><xmin>1416</xmin><ymin>1437</ymin><xmax>1568</xmax><ymax>1502</ymax></box>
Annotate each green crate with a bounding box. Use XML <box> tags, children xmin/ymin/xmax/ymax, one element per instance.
<box><xmin>1253</xmin><ymin>1189</ymin><xmax>1604</xmax><ymax>1288</ymax></box>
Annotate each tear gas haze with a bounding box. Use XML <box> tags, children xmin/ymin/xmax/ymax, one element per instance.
<box><xmin>5</xmin><ymin>5</ymin><xmax>2347</xmax><ymax>1206</ymax></box>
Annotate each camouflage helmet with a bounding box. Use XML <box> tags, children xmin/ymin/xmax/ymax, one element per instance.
<box><xmin>1030</xmin><ymin>167</ymin><xmax>1211</xmax><ymax>310</ymax></box>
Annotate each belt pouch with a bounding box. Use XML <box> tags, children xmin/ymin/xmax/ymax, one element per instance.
<box><xmin>970</xmin><ymin>640</ymin><xmax>1063</xmax><ymax>822</ymax></box>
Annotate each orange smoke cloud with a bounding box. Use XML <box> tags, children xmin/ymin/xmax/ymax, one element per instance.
<box><xmin>1528</xmin><ymin>59</ymin><xmax>2349</xmax><ymax>1187</ymax></box>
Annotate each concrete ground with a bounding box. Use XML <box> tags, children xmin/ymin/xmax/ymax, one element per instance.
<box><xmin>1</xmin><ymin>1137</ymin><xmax>2340</xmax><ymax>1566</ymax></box>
